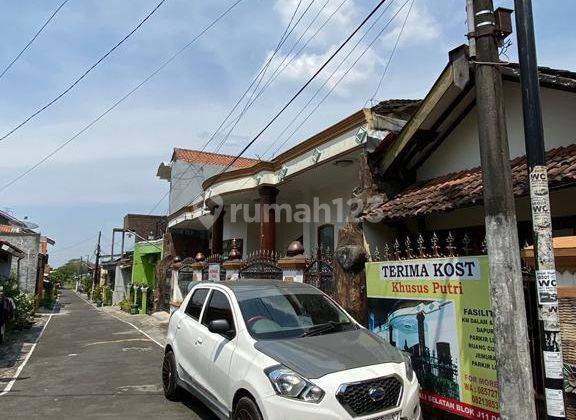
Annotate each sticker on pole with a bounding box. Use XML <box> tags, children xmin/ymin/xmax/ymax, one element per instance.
<box><xmin>536</xmin><ymin>270</ymin><xmax>558</xmax><ymax>305</ymax></box>
<box><xmin>544</xmin><ymin>388</ymin><xmax>566</xmax><ymax>418</ymax></box>
<box><xmin>543</xmin><ymin>351</ymin><xmax>564</xmax><ymax>380</ymax></box>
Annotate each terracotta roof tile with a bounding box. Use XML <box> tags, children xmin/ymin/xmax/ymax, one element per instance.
<box><xmin>0</xmin><ymin>224</ymin><xmax>21</xmax><ymax>233</ymax></box>
<box><xmin>366</xmin><ymin>144</ymin><xmax>576</xmax><ymax>221</ymax></box>
<box><xmin>173</xmin><ymin>148</ymin><xmax>261</xmax><ymax>169</ymax></box>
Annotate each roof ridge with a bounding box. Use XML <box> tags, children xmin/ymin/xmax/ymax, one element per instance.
<box><xmin>173</xmin><ymin>147</ymin><xmax>261</xmax><ymax>162</ymax></box>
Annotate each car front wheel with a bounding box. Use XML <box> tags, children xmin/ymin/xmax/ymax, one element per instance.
<box><xmin>233</xmin><ymin>396</ymin><xmax>263</xmax><ymax>420</ymax></box>
<box><xmin>162</xmin><ymin>350</ymin><xmax>181</xmax><ymax>401</ymax></box>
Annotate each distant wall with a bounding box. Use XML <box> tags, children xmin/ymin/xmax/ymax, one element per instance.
<box><xmin>169</xmin><ymin>161</ymin><xmax>224</xmax><ymax>215</ymax></box>
<box><xmin>124</xmin><ymin>214</ymin><xmax>166</xmax><ymax>242</ymax></box>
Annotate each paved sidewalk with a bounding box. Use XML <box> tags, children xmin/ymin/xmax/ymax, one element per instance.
<box><xmin>0</xmin><ymin>312</ymin><xmax>50</xmax><ymax>387</ymax></box>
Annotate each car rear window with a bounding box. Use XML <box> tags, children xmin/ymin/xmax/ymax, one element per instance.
<box><xmin>185</xmin><ymin>288</ymin><xmax>209</xmax><ymax>320</ymax></box>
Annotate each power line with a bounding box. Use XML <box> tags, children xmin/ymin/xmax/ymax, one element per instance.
<box><xmin>0</xmin><ymin>0</ymin><xmax>245</xmax><ymax>194</ymax></box>
<box><xmin>179</xmin><ymin>0</ymin><xmax>393</xmax><ymax>211</ymax></box>
<box><xmin>146</xmin><ymin>0</ymin><xmax>318</xmax><ymax>215</ymax></box>
<box><xmin>369</xmin><ymin>0</ymin><xmax>414</xmax><ymax>103</ymax></box>
<box><xmin>0</xmin><ymin>0</ymin><xmax>170</xmax><ymax>144</ymax></box>
<box><xmin>50</xmin><ymin>233</ymin><xmax>98</xmax><ymax>254</ymax></box>
<box><xmin>156</xmin><ymin>0</ymin><xmax>343</xmax><ymax>214</ymax></box>
<box><xmin>210</xmin><ymin>0</ymin><xmax>323</xmax><ymax>155</ymax></box>
<box><xmin>270</xmin><ymin>0</ymin><xmax>412</xmax><ymax>157</ymax></box>
<box><xmin>263</xmin><ymin>0</ymin><xmax>399</xmax><ymax>158</ymax></box>
<box><xmin>0</xmin><ymin>0</ymin><xmax>71</xmax><ymax>81</ymax></box>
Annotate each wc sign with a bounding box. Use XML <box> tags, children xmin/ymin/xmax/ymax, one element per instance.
<box><xmin>536</xmin><ymin>270</ymin><xmax>558</xmax><ymax>305</ymax></box>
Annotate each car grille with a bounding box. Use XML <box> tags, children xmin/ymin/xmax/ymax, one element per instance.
<box><xmin>336</xmin><ymin>376</ymin><xmax>403</xmax><ymax>417</ymax></box>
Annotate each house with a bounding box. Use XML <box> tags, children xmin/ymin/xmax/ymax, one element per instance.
<box><xmin>0</xmin><ymin>210</ymin><xmax>54</xmax><ymax>297</ymax></box>
<box><xmin>130</xmin><ymin>239</ymin><xmax>163</xmax><ymax>314</ymax></box>
<box><xmin>158</xmin><ymin>101</ymin><xmax>420</xmax><ymax>262</ymax></box>
<box><xmin>0</xmin><ymin>240</ymin><xmax>24</xmax><ymax>280</ymax></box>
<box><xmin>355</xmin><ymin>45</ymin><xmax>576</xmax><ymax>415</ymax></box>
<box><xmin>357</xmin><ymin>46</ymin><xmax>576</xmax><ymax>279</ymax></box>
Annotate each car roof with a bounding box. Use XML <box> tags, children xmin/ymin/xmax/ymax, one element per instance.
<box><xmin>196</xmin><ymin>280</ymin><xmax>323</xmax><ymax>300</ymax></box>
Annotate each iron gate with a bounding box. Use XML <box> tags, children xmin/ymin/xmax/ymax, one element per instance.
<box><xmin>304</xmin><ymin>249</ymin><xmax>335</xmax><ymax>296</ymax></box>
<box><xmin>238</xmin><ymin>250</ymin><xmax>282</xmax><ymax>280</ymax></box>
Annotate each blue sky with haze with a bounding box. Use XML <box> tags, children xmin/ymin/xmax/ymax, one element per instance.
<box><xmin>0</xmin><ymin>0</ymin><xmax>574</xmax><ymax>266</ymax></box>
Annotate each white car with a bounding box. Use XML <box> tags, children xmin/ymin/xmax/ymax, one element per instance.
<box><xmin>163</xmin><ymin>280</ymin><xmax>421</xmax><ymax>420</ymax></box>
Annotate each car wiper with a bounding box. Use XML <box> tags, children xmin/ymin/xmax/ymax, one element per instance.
<box><xmin>300</xmin><ymin>321</ymin><xmax>350</xmax><ymax>337</ymax></box>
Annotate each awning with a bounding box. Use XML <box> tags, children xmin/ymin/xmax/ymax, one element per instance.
<box><xmin>0</xmin><ymin>239</ymin><xmax>25</xmax><ymax>258</ymax></box>
<box><xmin>364</xmin><ymin>144</ymin><xmax>576</xmax><ymax>222</ymax></box>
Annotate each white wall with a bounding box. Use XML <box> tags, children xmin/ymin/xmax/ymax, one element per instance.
<box><xmin>169</xmin><ymin>161</ymin><xmax>225</xmax><ymax>215</ymax></box>
<box><xmin>418</xmin><ymin>83</ymin><xmax>576</xmax><ymax>181</ymax></box>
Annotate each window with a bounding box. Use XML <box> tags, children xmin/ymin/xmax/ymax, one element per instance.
<box><xmin>202</xmin><ymin>290</ymin><xmax>235</xmax><ymax>339</ymax></box>
<box><xmin>317</xmin><ymin>224</ymin><xmax>334</xmax><ymax>254</ymax></box>
<box><xmin>185</xmin><ymin>288</ymin><xmax>209</xmax><ymax>320</ymax></box>
<box><xmin>238</xmin><ymin>291</ymin><xmax>354</xmax><ymax>340</ymax></box>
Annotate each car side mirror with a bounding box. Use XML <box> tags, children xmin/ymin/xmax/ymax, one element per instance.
<box><xmin>208</xmin><ymin>319</ymin><xmax>231</xmax><ymax>335</ymax></box>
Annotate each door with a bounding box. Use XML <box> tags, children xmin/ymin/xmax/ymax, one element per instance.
<box><xmin>196</xmin><ymin>289</ymin><xmax>238</xmax><ymax>407</ymax></box>
<box><xmin>174</xmin><ymin>287</ymin><xmax>210</xmax><ymax>386</ymax></box>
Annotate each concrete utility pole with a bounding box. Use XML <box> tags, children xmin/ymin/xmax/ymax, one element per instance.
<box><xmin>92</xmin><ymin>231</ymin><xmax>101</xmax><ymax>294</ymax></box>
<box><xmin>514</xmin><ymin>0</ymin><xmax>566</xmax><ymax>418</ymax></box>
<box><xmin>471</xmin><ymin>1</ymin><xmax>536</xmax><ymax>418</ymax></box>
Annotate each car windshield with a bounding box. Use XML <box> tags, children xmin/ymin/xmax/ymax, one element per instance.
<box><xmin>238</xmin><ymin>291</ymin><xmax>355</xmax><ymax>340</ymax></box>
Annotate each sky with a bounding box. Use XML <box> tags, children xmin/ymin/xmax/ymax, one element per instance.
<box><xmin>0</xmin><ymin>0</ymin><xmax>574</xmax><ymax>267</ymax></box>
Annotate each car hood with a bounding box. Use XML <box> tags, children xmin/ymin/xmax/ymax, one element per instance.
<box><xmin>254</xmin><ymin>328</ymin><xmax>403</xmax><ymax>379</ymax></box>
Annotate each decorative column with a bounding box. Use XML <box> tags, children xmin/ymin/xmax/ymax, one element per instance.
<box><xmin>278</xmin><ymin>241</ymin><xmax>307</xmax><ymax>283</ymax></box>
<box><xmin>259</xmin><ymin>186</ymin><xmax>279</xmax><ymax>251</ymax></box>
<box><xmin>211</xmin><ymin>207</ymin><xmax>224</xmax><ymax>255</ymax></box>
<box><xmin>191</xmin><ymin>252</ymin><xmax>205</xmax><ymax>282</ymax></box>
<box><xmin>223</xmin><ymin>239</ymin><xmax>242</xmax><ymax>281</ymax></box>
<box><xmin>140</xmin><ymin>287</ymin><xmax>148</xmax><ymax>315</ymax></box>
<box><xmin>169</xmin><ymin>257</ymin><xmax>182</xmax><ymax>314</ymax></box>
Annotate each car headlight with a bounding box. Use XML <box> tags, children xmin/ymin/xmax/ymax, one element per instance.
<box><xmin>265</xmin><ymin>366</ymin><xmax>325</xmax><ymax>403</ymax></box>
<box><xmin>402</xmin><ymin>352</ymin><xmax>414</xmax><ymax>382</ymax></box>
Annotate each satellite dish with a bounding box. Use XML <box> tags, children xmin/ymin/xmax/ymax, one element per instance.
<box><xmin>23</xmin><ymin>221</ymin><xmax>39</xmax><ymax>230</ymax></box>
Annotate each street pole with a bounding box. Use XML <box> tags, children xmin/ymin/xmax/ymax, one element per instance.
<box><xmin>111</xmin><ymin>229</ymin><xmax>115</xmax><ymax>262</ymax></box>
<box><xmin>471</xmin><ymin>1</ymin><xmax>536</xmax><ymax>418</ymax></box>
<box><xmin>514</xmin><ymin>0</ymin><xmax>566</xmax><ymax>418</ymax></box>
<box><xmin>77</xmin><ymin>256</ymin><xmax>82</xmax><ymax>292</ymax></box>
<box><xmin>93</xmin><ymin>231</ymin><xmax>101</xmax><ymax>297</ymax></box>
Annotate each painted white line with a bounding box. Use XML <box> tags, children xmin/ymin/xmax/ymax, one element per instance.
<box><xmin>76</xmin><ymin>292</ymin><xmax>164</xmax><ymax>349</ymax></box>
<box><xmin>0</xmin><ymin>312</ymin><xmax>54</xmax><ymax>396</ymax></box>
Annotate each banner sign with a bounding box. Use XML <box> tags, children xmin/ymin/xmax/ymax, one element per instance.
<box><xmin>208</xmin><ymin>264</ymin><xmax>221</xmax><ymax>282</ymax></box>
<box><xmin>366</xmin><ymin>256</ymin><xmax>499</xmax><ymax>419</ymax></box>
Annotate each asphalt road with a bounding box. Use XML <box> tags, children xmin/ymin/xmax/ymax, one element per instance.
<box><xmin>0</xmin><ymin>289</ymin><xmax>217</xmax><ymax>419</ymax></box>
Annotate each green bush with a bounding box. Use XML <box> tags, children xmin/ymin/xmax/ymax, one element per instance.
<box><xmin>0</xmin><ymin>276</ymin><xmax>35</xmax><ymax>328</ymax></box>
<box><xmin>119</xmin><ymin>298</ymin><xmax>132</xmax><ymax>313</ymax></box>
<box><xmin>83</xmin><ymin>277</ymin><xmax>93</xmax><ymax>297</ymax></box>
<box><xmin>103</xmin><ymin>286</ymin><xmax>112</xmax><ymax>306</ymax></box>
<box><xmin>92</xmin><ymin>285</ymin><xmax>103</xmax><ymax>303</ymax></box>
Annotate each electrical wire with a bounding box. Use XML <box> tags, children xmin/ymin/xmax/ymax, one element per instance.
<box><xmin>369</xmin><ymin>0</ymin><xmax>414</xmax><ymax>104</ymax></box>
<box><xmin>269</xmin><ymin>0</ymin><xmax>412</xmax><ymax>157</ymax></box>
<box><xmin>178</xmin><ymin>0</ymin><xmax>393</xmax><ymax>211</ymax></box>
<box><xmin>156</xmin><ymin>0</ymin><xmax>345</xmax><ymax>215</ymax></box>
<box><xmin>0</xmin><ymin>0</ymin><xmax>170</xmax><ymax>144</ymax></box>
<box><xmin>50</xmin><ymin>233</ymin><xmax>98</xmax><ymax>254</ymax></box>
<box><xmin>263</xmin><ymin>0</ymin><xmax>399</xmax><ymax>158</ymax></box>
<box><xmin>0</xmin><ymin>0</ymin><xmax>71</xmax><ymax>81</ymax></box>
<box><xmin>0</xmin><ymin>0</ymin><xmax>244</xmax><ymax>194</ymax></box>
<box><xmin>146</xmin><ymin>0</ymin><xmax>320</xmax><ymax>215</ymax></box>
